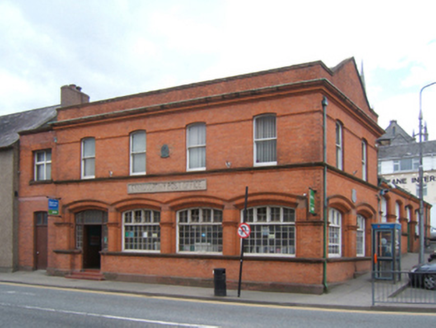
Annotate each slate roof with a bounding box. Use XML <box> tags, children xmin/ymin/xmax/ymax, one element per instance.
<box><xmin>377</xmin><ymin>120</ymin><xmax>415</xmax><ymax>145</ymax></box>
<box><xmin>377</xmin><ymin>120</ymin><xmax>436</xmax><ymax>160</ymax></box>
<box><xmin>378</xmin><ymin>140</ymin><xmax>436</xmax><ymax>160</ymax></box>
<box><xmin>0</xmin><ymin>105</ymin><xmax>58</xmax><ymax>149</ymax></box>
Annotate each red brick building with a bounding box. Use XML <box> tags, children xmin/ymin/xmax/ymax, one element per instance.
<box><xmin>18</xmin><ymin>58</ymin><xmax>428</xmax><ymax>294</ymax></box>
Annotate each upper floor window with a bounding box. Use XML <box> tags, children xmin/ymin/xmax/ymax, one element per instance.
<box><xmin>356</xmin><ymin>214</ymin><xmax>365</xmax><ymax>257</ymax></box>
<box><xmin>393</xmin><ymin>158</ymin><xmax>419</xmax><ymax>172</ymax></box>
<box><xmin>34</xmin><ymin>150</ymin><xmax>51</xmax><ymax>181</ymax></box>
<box><xmin>123</xmin><ymin>209</ymin><xmax>160</xmax><ymax>252</ymax></box>
<box><xmin>243</xmin><ymin>206</ymin><xmax>295</xmax><ymax>256</ymax></box>
<box><xmin>81</xmin><ymin>137</ymin><xmax>95</xmax><ymax>179</ymax></box>
<box><xmin>130</xmin><ymin>131</ymin><xmax>146</xmax><ymax>175</ymax></box>
<box><xmin>254</xmin><ymin>115</ymin><xmax>277</xmax><ymax>166</ymax></box>
<box><xmin>178</xmin><ymin>208</ymin><xmax>222</xmax><ymax>253</ymax></box>
<box><xmin>335</xmin><ymin>122</ymin><xmax>343</xmax><ymax>170</ymax></box>
<box><xmin>187</xmin><ymin>123</ymin><xmax>206</xmax><ymax>171</ymax></box>
<box><xmin>328</xmin><ymin>208</ymin><xmax>342</xmax><ymax>257</ymax></box>
<box><xmin>361</xmin><ymin>140</ymin><xmax>367</xmax><ymax>181</ymax></box>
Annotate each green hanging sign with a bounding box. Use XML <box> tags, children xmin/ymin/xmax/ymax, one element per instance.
<box><xmin>309</xmin><ymin>188</ymin><xmax>316</xmax><ymax>214</ymax></box>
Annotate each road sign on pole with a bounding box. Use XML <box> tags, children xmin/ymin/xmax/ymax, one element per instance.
<box><xmin>238</xmin><ymin>186</ymin><xmax>249</xmax><ymax>298</ymax></box>
<box><xmin>237</xmin><ymin>223</ymin><xmax>251</xmax><ymax>239</ymax></box>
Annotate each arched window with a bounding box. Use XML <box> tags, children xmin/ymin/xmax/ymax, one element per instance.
<box><xmin>395</xmin><ymin>202</ymin><xmax>401</xmax><ymax>223</ymax></box>
<box><xmin>335</xmin><ymin>122</ymin><xmax>343</xmax><ymax>170</ymax></box>
<box><xmin>254</xmin><ymin>115</ymin><xmax>277</xmax><ymax>166</ymax></box>
<box><xmin>381</xmin><ymin>197</ymin><xmax>387</xmax><ymax>223</ymax></box>
<box><xmin>356</xmin><ymin>215</ymin><xmax>365</xmax><ymax>257</ymax></box>
<box><xmin>328</xmin><ymin>208</ymin><xmax>342</xmax><ymax>257</ymax></box>
<box><xmin>187</xmin><ymin>123</ymin><xmax>206</xmax><ymax>171</ymax></box>
<box><xmin>122</xmin><ymin>209</ymin><xmax>160</xmax><ymax>251</ymax></box>
<box><xmin>242</xmin><ymin>206</ymin><xmax>295</xmax><ymax>256</ymax></box>
<box><xmin>130</xmin><ymin>131</ymin><xmax>146</xmax><ymax>175</ymax></box>
<box><xmin>361</xmin><ymin>139</ymin><xmax>367</xmax><ymax>181</ymax></box>
<box><xmin>81</xmin><ymin>137</ymin><xmax>95</xmax><ymax>179</ymax></box>
<box><xmin>178</xmin><ymin>208</ymin><xmax>222</xmax><ymax>253</ymax></box>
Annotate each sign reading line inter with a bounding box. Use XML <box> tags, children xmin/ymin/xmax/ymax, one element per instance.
<box><xmin>128</xmin><ymin>179</ymin><xmax>207</xmax><ymax>194</ymax></box>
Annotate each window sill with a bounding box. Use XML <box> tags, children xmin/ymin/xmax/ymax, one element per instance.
<box><xmin>30</xmin><ymin>179</ymin><xmax>53</xmax><ymax>185</ymax></box>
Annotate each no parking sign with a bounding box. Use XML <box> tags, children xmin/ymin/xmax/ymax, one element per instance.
<box><xmin>237</xmin><ymin>223</ymin><xmax>251</xmax><ymax>239</ymax></box>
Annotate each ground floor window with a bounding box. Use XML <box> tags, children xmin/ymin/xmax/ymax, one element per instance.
<box><xmin>123</xmin><ymin>209</ymin><xmax>161</xmax><ymax>251</ymax></box>
<box><xmin>178</xmin><ymin>208</ymin><xmax>223</xmax><ymax>253</ymax></box>
<box><xmin>328</xmin><ymin>208</ymin><xmax>342</xmax><ymax>257</ymax></box>
<box><xmin>243</xmin><ymin>206</ymin><xmax>295</xmax><ymax>255</ymax></box>
<box><xmin>356</xmin><ymin>214</ymin><xmax>365</xmax><ymax>257</ymax></box>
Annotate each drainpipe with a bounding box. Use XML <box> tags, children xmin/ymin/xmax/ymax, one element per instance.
<box><xmin>322</xmin><ymin>96</ymin><xmax>328</xmax><ymax>292</ymax></box>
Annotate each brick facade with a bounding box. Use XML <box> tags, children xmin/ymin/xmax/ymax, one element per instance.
<box><xmin>18</xmin><ymin>58</ymin><xmax>427</xmax><ymax>294</ymax></box>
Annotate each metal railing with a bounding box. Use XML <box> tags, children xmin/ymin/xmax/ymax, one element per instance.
<box><xmin>372</xmin><ymin>271</ymin><xmax>436</xmax><ymax>306</ymax></box>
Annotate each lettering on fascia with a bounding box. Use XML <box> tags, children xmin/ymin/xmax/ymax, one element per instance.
<box><xmin>128</xmin><ymin>179</ymin><xmax>207</xmax><ymax>194</ymax></box>
<box><xmin>387</xmin><ymin>175</ymin><xmax>436</xmax><ymax>185</ymax></box>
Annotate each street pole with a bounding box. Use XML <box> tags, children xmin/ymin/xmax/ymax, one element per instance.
<box><xmin>418</xmin><ymin>82</ymin><xmax>436</xmax><ymax>264</ymax></box>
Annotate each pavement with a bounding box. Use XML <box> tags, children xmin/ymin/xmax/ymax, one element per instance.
<box><xmin>0</xmin><ymin>252</ymin><xmax>434</xmax><ymax>312</ymax></box>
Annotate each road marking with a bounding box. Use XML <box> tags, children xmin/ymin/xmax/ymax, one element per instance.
<box><xmin>2</xmin><ymin>290</ymin><xmax>36</xmax><ymax>296</ymax></box>
<box><xmin>1</xmin><ymin>281</ymin><xmax>435</xmax><ymax>317</ymax></box>
<box><xmin>0</xmin><ymin>301</ymin><xmax>219</xmax><ymax>328</ymax></box>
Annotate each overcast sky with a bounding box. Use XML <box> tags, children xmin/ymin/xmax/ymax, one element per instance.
<box><xmin>1</xmin><ymin>0</ymin><xmax>436</xmax><ymax>138</ymax></box>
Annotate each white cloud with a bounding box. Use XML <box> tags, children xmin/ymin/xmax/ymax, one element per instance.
<box><xmin>1</xmin><ymin>0</ymin><xmax>436</xmax><ymax>144</ymax></box>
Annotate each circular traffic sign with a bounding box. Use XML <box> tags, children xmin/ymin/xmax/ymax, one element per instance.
<box><xmin>237</xmin><ymin>223</ymin><xmax>251</xmax><ymax>239</ymax></box>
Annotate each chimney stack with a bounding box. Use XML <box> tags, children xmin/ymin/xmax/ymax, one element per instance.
<box><xmin>61</xmin><ymin>84</ymin><xmax>90</xmax><ymax>107</ymax></box>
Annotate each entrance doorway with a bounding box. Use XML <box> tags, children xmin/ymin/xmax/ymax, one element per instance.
<box><xmin>83</xmin><ymin>225</ymin><xmax>102</xmax><ymax>269</ymax></box>
<box><xmin>35</xmin><ymin>212</ymin><xmax>48</xmax><ymax>270</ymax></box>
<box><xmin>75</xmin><ymin>210</ymin><xmax>108</xmax><ymax>270</ymax></box>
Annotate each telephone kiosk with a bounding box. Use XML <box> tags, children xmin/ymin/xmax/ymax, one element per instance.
<box><xmin>372</xmin><ymin>223</ymin><xmax>401</xmax><ymax>280</ymax></box>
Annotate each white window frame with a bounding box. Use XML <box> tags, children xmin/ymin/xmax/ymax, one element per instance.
<box><xmin>177</xmin><ymin>208</ymin><xmax>222</xmax><ymax>254</ymax></box>
<box><xmin>328</xmin><ymin>208</ymin><xmax>342</xmax><ymax>257</ymax></box>
<box><xmin>241</xmin><ymin>206</ymin><xmax>295</xmax><ymax>256</ymax></box>
<box><xmin>356</xmin><ymin>214</ymin><xmax>365</xmax><ymax>257</ymax></box>
<box><xmin>130</xmin><ymin>131</ymin><xmax>146</xmax><ymax>175</ymax></box>
<box><xmin>34</xmin><ymin>149</ymin><xmax>52</xmax><ymax>181</ymax></box>
<box><xmin>122</xmin><ymin>209</ymin><xmax>160</xmax><ymax>252</ymax></box>
<box><xmin>335</xmin><ymin>122</ymin><xmax>343</xmax><ymax>170</ymax></box>
<box><xmin>254</xmin><ymin>115</ymin><xmax>277</xmax><ymax>166</ymax></box>
<box><xmin>81</xmin><ymin>137</ymin><xmax>95</xmax><ymax>179</ymax></box>
<box><xmin>393</xmin><ymin>158</ymin><xmax>418</xmax><ymax>172</ymax></box>
<box><xmin>361</xmin><ymin>140</ymin><xmax>367</xmax><ymax>181</ymax></box>
<box><xmin>187</xmin><ymin>123</ymin><xmax>206</xmax><ymax>171</ymax></box>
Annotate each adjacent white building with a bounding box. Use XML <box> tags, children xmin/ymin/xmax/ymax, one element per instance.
<box><xmin>378</xmin><ymin>120</ymin><xmax>436</xmax><ymax>228</ymax></box>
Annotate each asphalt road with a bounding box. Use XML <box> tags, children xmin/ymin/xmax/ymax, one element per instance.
<box><xmin>0</xmin><ymin>282</ymin><xmax>435</xmax><ymax>328</ymax></box>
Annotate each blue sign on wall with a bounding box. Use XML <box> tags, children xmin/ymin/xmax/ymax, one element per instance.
<box><xmin>48</xmin><ymin>198</ymin><xmax>59</xmax><ymax>215</ymax></box>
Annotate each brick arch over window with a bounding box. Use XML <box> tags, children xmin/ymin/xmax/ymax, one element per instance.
<box><xmin>113</xmin><ymin>198</ymin><xmax>162</xmax><ymax>213</ymax></box>
<box><xmin>327</xmin><ymin>195</ymin><xmax>354</xmax><ymax>215</ymax></box>
<box><xmin>63</xmin><ymin>200</ymin><xmax>109</xmax><ymax>219</ymax></box>
<box><xmin>355</xmin><ymin>202</ymin><xmax>376</xmax><ymax>221</ymax></box>
<box><xmin>166</xmin><ymin>195</ymin><xmax>225</xmax><ymax>212</ymax></box>
<box><xmin>232</xmin><ymin>192</ymin><xmax>302</xmax><ymax>210</ymax></box>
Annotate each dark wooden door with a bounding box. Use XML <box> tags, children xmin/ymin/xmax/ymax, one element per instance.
<box><xmin>35</xmin><ymin>212</ymin><xmax>48</xmax><ymax>270</ymax></box>
<box><xmin>83</xmin><ymin>225</ymin><xmax>101</xmax><ymax>269</ymax></box>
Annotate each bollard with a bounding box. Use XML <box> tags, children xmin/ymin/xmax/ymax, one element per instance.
<box><xmin>213</xmin><ymin>268</ymin><xmax>226</xmax><ymax>296</ymax></box>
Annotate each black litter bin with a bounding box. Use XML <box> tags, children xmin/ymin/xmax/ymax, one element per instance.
<box><xmin>213</xmin><ymin>268</ymin><xmax>226</xmax><ymax>296</ymax></box>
